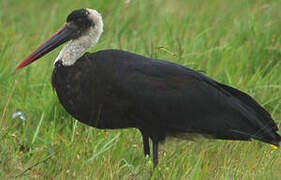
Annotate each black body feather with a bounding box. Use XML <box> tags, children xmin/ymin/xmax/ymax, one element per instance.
<box><xmin>52</xmin><ymin>49</ymin><xmax>280</xmax><ymax>166</ymax></box>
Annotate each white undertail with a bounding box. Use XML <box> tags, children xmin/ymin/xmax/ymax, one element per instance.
<box><xmin>54</xmin><ymin>9</ymin><xmax>103</xmax><ymax>65</ymax></box>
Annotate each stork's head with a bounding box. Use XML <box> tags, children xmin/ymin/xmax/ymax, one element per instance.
<box><xmin>16</xmin><ymin>8</ymin><xmax>103</xmax><ymax>69</ymax></box>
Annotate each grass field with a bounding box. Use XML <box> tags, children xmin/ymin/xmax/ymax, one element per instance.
<box><xmin>1</xmin><ymin>0</ymin><xmax>281</xmax><ymax>179</ymax></box>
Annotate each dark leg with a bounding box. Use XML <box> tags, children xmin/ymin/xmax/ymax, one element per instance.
<box><xmin>140</xmin><ymin>129</ymin><xmax>150</xmax><ymax>156</ymax></box>
<box><xmin>152</xmin><ymin>138</ymin><xmax>159</xmax><ymax>168</ymax></box>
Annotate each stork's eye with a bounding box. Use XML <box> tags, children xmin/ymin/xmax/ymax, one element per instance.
<box><xmin>77</xmin><ymin>18</ymin><xmax>83</xmax><ymax>24</ymax></box>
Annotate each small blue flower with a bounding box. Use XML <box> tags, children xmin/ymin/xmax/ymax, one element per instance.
<box><xmin>12</xmin><ymin>111</ymin><xmax>26</xmax><ymax>121</ymax></box>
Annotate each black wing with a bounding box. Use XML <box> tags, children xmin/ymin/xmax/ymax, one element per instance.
<box><xmin>108</xmin><ymin>50</ymin><xmax>280</xmax><ymax>145</ymax></box>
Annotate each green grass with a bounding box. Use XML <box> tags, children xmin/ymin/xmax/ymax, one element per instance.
<box><xmin>1</xmin><ymin>0</ymin><xmax>281</xmax><ymax>179</ymax></box>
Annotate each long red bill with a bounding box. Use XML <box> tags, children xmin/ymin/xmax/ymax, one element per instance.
<box><xmin>16</xmin><ymin>24</ymin><xmax>72</xmax><ymax>70</ymax></box>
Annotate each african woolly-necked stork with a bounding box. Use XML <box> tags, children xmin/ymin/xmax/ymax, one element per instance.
<box><xmin>16</xmin><ymin>8</ymin><xmax>280</xmax><ymax>167</ymax></box>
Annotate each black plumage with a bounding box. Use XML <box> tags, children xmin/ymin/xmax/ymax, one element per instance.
<box><xmin>17</xmin><ymin>8</ymin><xmax>280</xmax><ymax>167</ymax></box>
<box><xmin>51</xmin><ymin>49</ymin><xmax>280</xmax><ymax>166</ymax></box>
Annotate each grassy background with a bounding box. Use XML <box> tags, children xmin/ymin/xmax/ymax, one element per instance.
<box><xmin>1</xmin><ymin>0</ymin><xmax>281</xmax><ymax>179</ymax></box>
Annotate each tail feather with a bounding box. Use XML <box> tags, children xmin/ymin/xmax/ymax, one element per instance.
<box><xmin>219</xmin><ymin>83</ymin><xmax>281</xmax><ymax>146</ymax></box>
<box><xmin>230</xmin><ymin>129</ymin><xmax>281</xmax><ymax>146</ymax></box>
